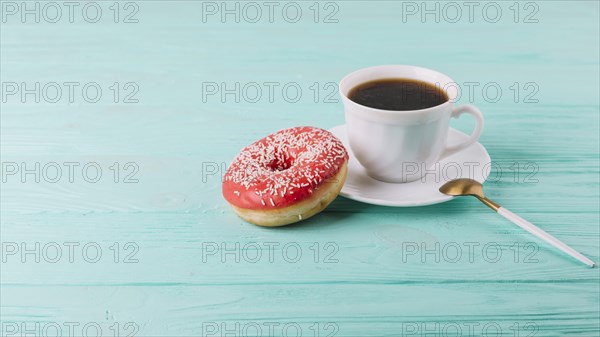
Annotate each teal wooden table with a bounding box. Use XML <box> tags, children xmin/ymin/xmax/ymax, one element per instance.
<box><xmin>1</xmin><ymin>1</ymin><xmax>599</xmax><ymax>336</ymax></box>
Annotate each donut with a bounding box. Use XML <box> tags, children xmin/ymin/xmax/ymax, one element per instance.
<box><xmin>222</xmin><ymin>126</ymin><xmax>349</xmax><ymax>227</ymax></box>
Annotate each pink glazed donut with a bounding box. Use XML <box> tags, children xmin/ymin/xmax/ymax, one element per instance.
<box><xmin>222</xmin><ymin>126</ymin><xmax>348</xmax><ymax>226</ymax></box>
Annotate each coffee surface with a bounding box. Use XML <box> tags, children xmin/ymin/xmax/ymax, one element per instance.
<box><xmin>348</xmin><ymin>78</ymin><xmax>448</xmax><ymax>111</ymax></box>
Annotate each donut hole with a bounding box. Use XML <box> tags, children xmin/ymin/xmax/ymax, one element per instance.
<box><xmin>267</xmin><ymin>158</ymin><xmax>293</xmax><ymax>171</ymax></box>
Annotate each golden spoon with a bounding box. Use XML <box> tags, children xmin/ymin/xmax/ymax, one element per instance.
<box><xmin>439</xmin><ymin>178</ymin><xmax>595</xmax><ymax>267</ymax></box>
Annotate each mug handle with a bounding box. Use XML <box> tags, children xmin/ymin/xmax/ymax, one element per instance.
<box><xmin>439</xmin><ymin>104</ymin><xmax>484</xmax><ymax>160</ymax></box>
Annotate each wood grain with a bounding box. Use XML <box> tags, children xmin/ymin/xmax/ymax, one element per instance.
<box><xmin>1</xmin><ymin>1</ymin><xmax>598</xmax><ymax>336</ymax></box>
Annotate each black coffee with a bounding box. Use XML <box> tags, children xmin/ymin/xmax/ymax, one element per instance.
<box><xmin>348</xmin><ymin>78</ymin><xmax>448</xmax><ymax>111</ymax></box>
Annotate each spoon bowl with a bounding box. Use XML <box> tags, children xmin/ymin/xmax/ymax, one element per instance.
<box><xmin>439</xmin><ymin>178</ymin><xmax>485</xmax><ymax>197</ymax></box>
<box><xmin>439</xmin><ymin>178</ymin><xmax>499</xmax><ymax>211</ymax></box>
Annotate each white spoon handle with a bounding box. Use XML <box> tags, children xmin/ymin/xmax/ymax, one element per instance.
<box><xmin>497</xmin><ymin>207</ymin><xmax>595</xmax><ymax>267</ymax></box>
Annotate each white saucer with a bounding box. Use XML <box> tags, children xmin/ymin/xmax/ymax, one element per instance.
<box><xmin>329</xmin><ymin>125</ymin><xmax>491</xmax><ymax>207</ymax></box>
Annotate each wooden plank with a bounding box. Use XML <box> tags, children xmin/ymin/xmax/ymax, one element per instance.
<box><xmin>1</xmin><ymin>284</ymin><xmax>598</xmax><ymax>336</ymax></box>
<box><xmin>2</xmin><ymin>212</ymin><xmax>598</xmax><ymax>285</ymax></box>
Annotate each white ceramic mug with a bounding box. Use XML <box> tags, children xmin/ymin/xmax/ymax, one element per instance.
<box><xmin>339</xmin><ymin>65</ymin><xmax>484</xmax><ymax>183</ymax></box>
